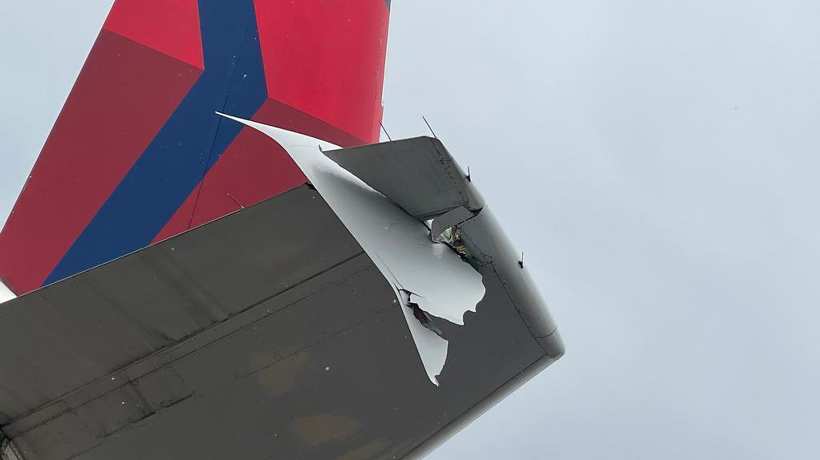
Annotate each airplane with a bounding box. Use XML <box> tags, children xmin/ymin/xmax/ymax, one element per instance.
<box><xmin>0</xmin><ymin>1</ymin><xmax>564</xmax><ymax>459</ymax></box>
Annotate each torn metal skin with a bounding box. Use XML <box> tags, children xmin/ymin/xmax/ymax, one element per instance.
<box><xmin>218</xmin><ymin>114</ymin><xmax>488</xmax><ymax>386</ymax></box>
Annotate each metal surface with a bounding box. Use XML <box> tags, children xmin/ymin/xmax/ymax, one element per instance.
<box><xmin>0</xmin><ymin>185</ymin><xmax>561</xmax><ymax>460</ymax></box>
<box><xmin>430</xmin><ymin>206</ymin><xmax>476</xmax><ymax>243</ymax></box>
<box><xmin>459</xmin><ymin>210</ymin><xmax>563</xmax><ymax>350</ymax></box>
<box><xmin>0</xmin><ymin>281</ymin><xmax>13</xmax><ymax>304</ymax></box>
<box><xmin>324</xmin><ymin>137</ymin><xmax>485</xmax><ymax>220</ymax></box>
<box><xmin>220</xmin><ymin>115</ymin><xmax>488</xmax><ymax>385</ymax></box>
<box><xmin>324</xmin><ymin>135</ymin><xmax>561</xmax><ymax>354</ymax></box>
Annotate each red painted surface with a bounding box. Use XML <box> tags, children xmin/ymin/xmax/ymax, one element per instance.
<box><xmin>104</xmin><ymin>0</ymin><xmax>204</xmax><ymax>69</ymax></box>
<box><xmin>153</xmin><ymin>93</ymin><xmax>382</xmax><ymax>242</ymax></box>
<box><xmin>153</xmin><ymin>109</ymin><xmax>306</xmax><ymax>242</ymax></box>
<box><xmin>254</xmin><ymin>0</ymin><xmax>390</xmax><ymax>145</ymax></box>
<box><xmin>158</xmin><ymin>0</ymin><xmax>394</xmax><ymax>241</ymax></box>
<box><xmin>1</xmin><ymin>1</ymin><xmax>393</xmax><ymax>293</ymax></box>
<box><xmin>255</xmin><ymin>98</ymin><xmax>369</xmax><ymax>148</ymax></box>
<box><xmin>0</xmin><ymin>31</ymin><xmax>201</xmax><ymax>293</ymax></box>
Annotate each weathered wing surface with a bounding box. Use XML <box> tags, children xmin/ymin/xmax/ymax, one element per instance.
<box><xmin>0</xmin><ymin>136</ymin><xmax>563</xmax><ymax>460</ymax></box>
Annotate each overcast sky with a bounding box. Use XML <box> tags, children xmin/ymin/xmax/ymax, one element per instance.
<box><xmin>2</xmin><ymin>1</ymin><xmax>819</xmax><ymax>459</ymax></box>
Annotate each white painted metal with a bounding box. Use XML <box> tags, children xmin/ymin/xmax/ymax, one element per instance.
<box><xmin>0</xmin><ymin>279</ymin><xmax>15</xmax><ymax>304</ymax></box>
<box><xmin>218</xmin><ymin>113</ymin><xmax>486</xmax><ymax>385</ymax></box>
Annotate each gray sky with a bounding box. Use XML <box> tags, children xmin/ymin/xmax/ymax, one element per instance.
<box><xmin>2</xmin><ymin>1</ymin><xmax>820</xmax><ymax>459</ymax></box>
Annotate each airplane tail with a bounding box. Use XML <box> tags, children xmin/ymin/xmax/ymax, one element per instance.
<box><xmin>0</xmin><ymin>0</ymin><xmax>392</xmax><ymax>294</ymax></box>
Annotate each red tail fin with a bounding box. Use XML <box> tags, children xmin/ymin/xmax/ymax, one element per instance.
<box><xmin>0</xmin><ymin>0</ymin><xmax>392</xmax><ymax>294</ymax></box>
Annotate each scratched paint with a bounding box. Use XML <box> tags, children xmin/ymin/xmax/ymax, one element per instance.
<box><xmin>218</xmin><ymin>113</ymin><xmax>487</xmax><ymax>385</ymax></box>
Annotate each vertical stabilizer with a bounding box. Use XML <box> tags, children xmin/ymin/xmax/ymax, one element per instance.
<box><xmin>0</xmin><ymin>0</ymin><xmax>392</xmax><ymax>294</ymax></box>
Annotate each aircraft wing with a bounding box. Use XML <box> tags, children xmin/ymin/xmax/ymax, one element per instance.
<box><xmin>0</xmin><ymin>136</ymin><xmax>562</xmax><ymax>460</ymax></box>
